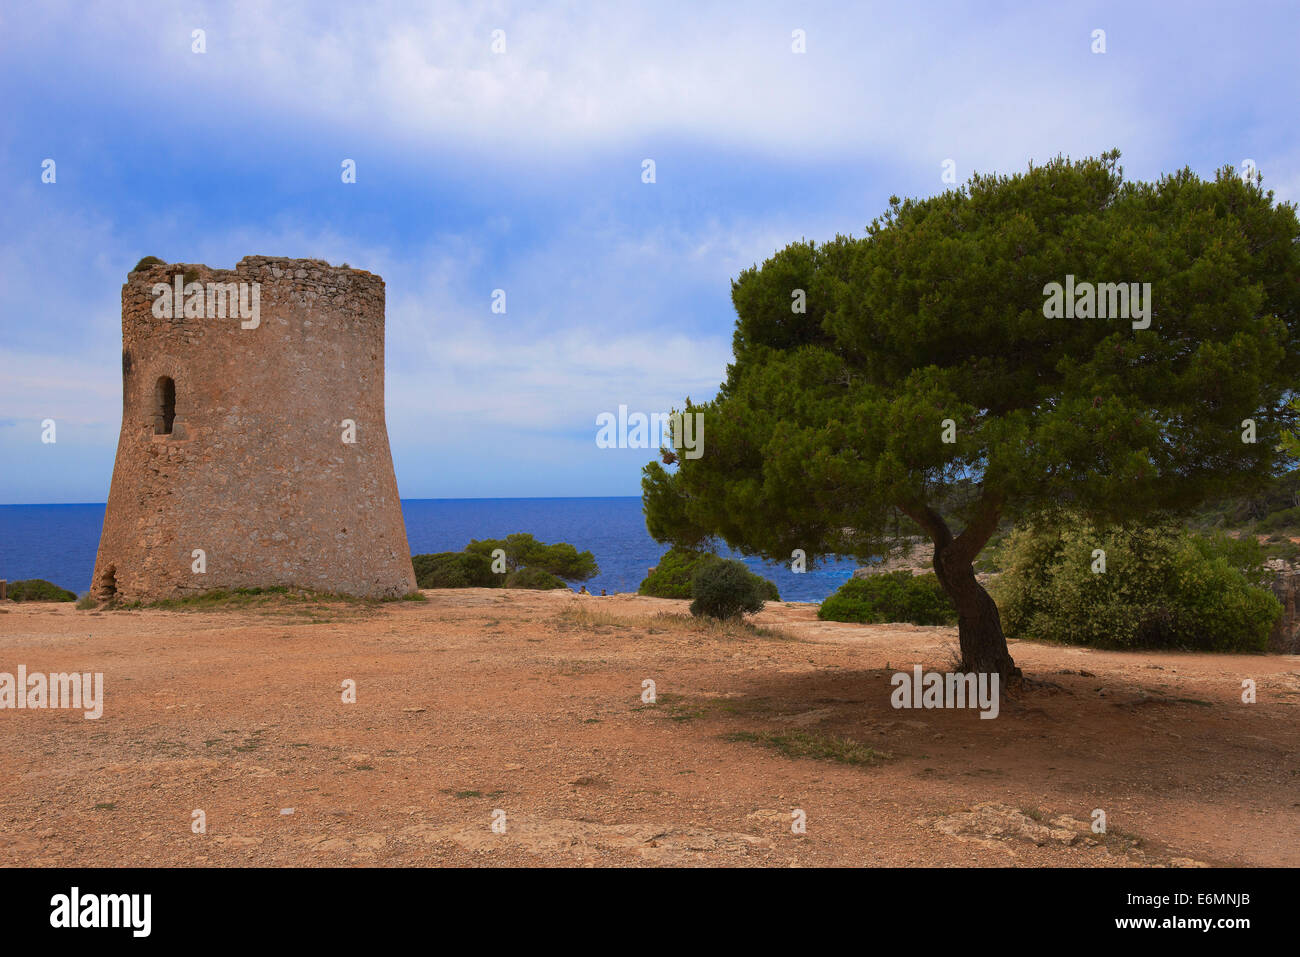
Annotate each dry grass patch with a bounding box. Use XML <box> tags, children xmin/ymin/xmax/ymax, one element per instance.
<box><xmin>723</xmin><ymin>730</ymin><xmax>889</xmax><ymax>767</ymax></box>
<box><xmin>557</xmin><ymin>605</ymin><xmax>798</xmax><ymax>641</ymax></box>
<box><xmin>94</xmin><ymin>586</ymin><xmax>425</xmax><ymax>622</ymax></box>
<box><xmin>634</xmin><ymin>692</ymin><xmax>776</xmax><ymax>723</ymax></box>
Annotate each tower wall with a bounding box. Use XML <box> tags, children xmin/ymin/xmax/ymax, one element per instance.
<box><xmin>91</xmin><ymin>256</ymin><xmax>417</xmax><ymax>602</ymax></box>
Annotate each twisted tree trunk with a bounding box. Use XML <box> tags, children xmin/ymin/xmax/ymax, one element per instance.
<box><xmin>932</xmin><ymin>545</ymin><xmax>1019</xmax><ymax>682</ymax></box>
<box><xmin>900</xmin><ymin>494</ymin><xmax>1020</xmax><ymax>688</ymax></box>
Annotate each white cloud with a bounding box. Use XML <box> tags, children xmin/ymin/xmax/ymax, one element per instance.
<box><xmin>4</xmin><ymin>0</ymin><xmax>1298</xmax><ymax>502</ymax></box>
<box><xmin>8</xmin><ymin>1</ymin><xmax>1172</xmax><ymax>170</ymax></box>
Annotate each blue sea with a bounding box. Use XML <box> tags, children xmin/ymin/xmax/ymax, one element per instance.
<box><xmin>0</xmin><ymin>497</ymin><xmax>859</xmax><ymax>602</ymax></box>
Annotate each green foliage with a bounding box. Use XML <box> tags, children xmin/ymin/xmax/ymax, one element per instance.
<box><xmin>411</xmin><ymin>551</ymin><xmax>496</xmax><ymax>588</ymax></box>
<box><xmin>992</xmin><ymin>516</ymin><xmax>1280</xmax><ymax>652</ymax></box>
<box><xmin>752</xmin><ymin>571</ymin><xmax>780</xmax><ymax>601</ymax></box>
<box><xmin>503</xmin><ymin>566</ymin><xmax>568</xmax><ymax>590</ymax></box>
<box><xmin>1263</xmin><ymin>538</ymin><xmax>1300</xmax><ymax>563</ymax></box>
<box><xmin>1178</xmin><ymin>469</ymin><xmax>1300</xmax><ymax>563</ymax></box>
<box><xmin>818</xmin><ymin>571</ymin><xmax>956</xmax><ymax>625</ymax></box>
<box><xmin>413</xmin><ymin>534</ymin><xmax>598</xmax><ymax>590</ymax></box>
<box><xmin>639</xmin><ymin>547</ymin><xmax>779</xmax><ymax>601</ymax></box>
<box><xmin>463</xmin><ymin>533</ymin><xmax>597</xmax><ymax>581</ymax></box>
<box><xmin>643</xmin><ymin>150</ymin><xmax>1300</xmax><ymax>580</ymax></box>
<box><xmin>131</xmin><ymin>256</ymin><xmax>166</xmax><ymax>272</ymax></box>
<box><xmin>5</xmin><ymin>579</ymin><xmax>76</xmax><ymax>602</ymax></box>
<box><xmin>1186</xmin><ymin>469</ymin><xmax>1300</xmax><ymax>534</ymax></box>
<box><xmin>639</xmin><ymin>547</ymin><xmax>704</xmax><ymax>598</ymax></box>
<box><xmin>689</xmin><ymin>558</ymin><xmax>767</xmax><ymax>619</ymax></box>
<box><xmin>1283</xmin><ymin>398</ymin><xmax>1300</xmax><ymax>460</ymax></box>
<box><xmin>1190</xmin><ymin>531</ymin><xmax>1270</xmax><ymax>586</ymax></box>
<box><xmin>1254</xmin><ymin>505</ymin><xmax>1300</xmax><ymax>535</ymax></box>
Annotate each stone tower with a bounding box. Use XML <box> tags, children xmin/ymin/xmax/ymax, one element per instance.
<box><xmin>91</xmin><ymin>256</ymin><xmax>417</xmax><ymax>602</ymax></box>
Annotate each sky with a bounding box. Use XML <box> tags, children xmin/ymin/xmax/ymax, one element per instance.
<box><xmin>1</xmin><ymin>0</ymin><xmax>1298</xmax><ymax>503</ymax></box>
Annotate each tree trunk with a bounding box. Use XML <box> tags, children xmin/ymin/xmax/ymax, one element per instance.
<box><xmin>932</xmin><ymin>544</ymin><xmax>1020</xmax><ymax>687</ymax></box>
<box><xmin>898</xmin><ymin>494</ymin><xmax>1020</xmax><ymax>690</ymax></box>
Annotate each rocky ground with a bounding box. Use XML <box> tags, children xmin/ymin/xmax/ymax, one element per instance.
<box><xmin>1</xmin><ymin>588</ymin><xmax>1297</xmax><ymax>867</ymax></box>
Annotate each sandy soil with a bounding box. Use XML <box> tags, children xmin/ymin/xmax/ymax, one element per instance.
<box><xmin>1</xmin><ymin>589</ymin><xmax>1297</xmax><ymax>867</ymax></box>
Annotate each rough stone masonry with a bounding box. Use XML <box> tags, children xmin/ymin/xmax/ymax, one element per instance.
<box><xmin>91</xmin><ymin>256</ymin><xmax>417</xmax><ymax>602</ymax></box>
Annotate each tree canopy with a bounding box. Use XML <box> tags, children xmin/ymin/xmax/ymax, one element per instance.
<box><xmin>643</xmin><ymin>151</ymin><xmax>1300</xmax><ymax>681</ymax></box>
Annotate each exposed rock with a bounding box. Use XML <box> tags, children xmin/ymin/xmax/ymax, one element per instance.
<box><xmin>414</xmin><ymin>814</ymin><xmax>772</xmax><ymax>863</ymax></box>
<box><xmin>852</xmin><ymin>539</ymin><xmax>929</xmax><ymax>577</ymax></box>
<box><xmin>926</xmin><ymin>802</ymin><xmax>1210</xmax><ymax>866</ymax></box>
<box><xmin>930</xmin><ymin>802</ymin><xmax>1080</xmax><ymax>849</ymax></box>
<box><xmin>1266</xmin><ymin>560</ymin><xmax>1300</xmax><ymax>654</ymax></box>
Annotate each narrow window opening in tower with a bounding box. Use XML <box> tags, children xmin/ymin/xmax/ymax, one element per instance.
<box><xmin>154</xmin><ymin>376</ymin><xmax>176</xmax><ymax>435</ymax></box>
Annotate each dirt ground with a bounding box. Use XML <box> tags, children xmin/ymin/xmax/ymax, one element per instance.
<box><xmin>1</xmin><ymin>588</ymin><xmax>1297</xmax><ymax>867</ymax></box>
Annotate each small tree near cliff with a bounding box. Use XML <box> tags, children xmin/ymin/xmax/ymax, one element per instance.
<box><xmin>643</xmin><ymin>152</ymin><xmax>1300</xmax><ymax>685</ymax></box>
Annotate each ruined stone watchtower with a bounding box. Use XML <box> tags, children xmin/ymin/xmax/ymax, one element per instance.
<box><xmin>91</xmin><ymin>256</ymin><xmax>417</xmax><ymax>602</ymax></box>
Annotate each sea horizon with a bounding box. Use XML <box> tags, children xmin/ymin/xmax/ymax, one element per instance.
<box><xmin>0</xmin><ymin>494</ymin><xmax>651</xmax><ymax>507</ymax></box>
<box><xmin>0</xmin><ymin>497</ymin><xmax>860</xmax><ymax>602</ymax></box>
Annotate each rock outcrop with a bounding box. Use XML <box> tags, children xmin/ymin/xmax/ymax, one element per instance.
<box><xmin>1266</xmin><ymin>560</ymin><xmax>1300</xmax><ymax>654</ymax></box>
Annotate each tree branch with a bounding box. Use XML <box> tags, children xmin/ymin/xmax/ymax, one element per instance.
<box><xmin>949</xmin><ymin>492</ymin><xmax>1004</xmax><ymax>565</ymax></box>
<box><xmin>897</xmin><ymin>500</ymin><xmax>953</xmax><ymax>550</ymax></box>
<box><xmin>897</xmin><ymin>491</ymin><xmax>1002</xmax><ymax>567</ymax></box>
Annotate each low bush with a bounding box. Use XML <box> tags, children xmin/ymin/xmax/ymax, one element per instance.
<box><xmin>411</xmin><ymin>551</ymin><xmax>496</xmax><ymax>588</ymax></box>
<box><xmin>639</xmin><ymin>547</ymin><xmax>703</xmax><ymax>598</ymax></box>
<box><xmin>413</xmin><ymin>534</ymin><xmax>598</xmax><ymax>590</ymax></box>
<box><xmin>1263</xmin><ymin>538</ymin><xmax>1300</xmax><ymax>564</ymax></box>
<box><xmin>464</xmin><ymin>533</ymin><xmax>598</xmax><ymax>581</ymax></box>
<box><xmin>1255</xmin><ymin>505</ymin><xmax>1300</xmax><ymax>535</ymax></box>
<box><xmin>503</xmin><ymin>567</ymin><xmax>568</xmax><ymax>589</ymax></box>
<box><xmin>689</xmin><ymin>558</ymin><xmax>767</xmax><ymax>619</ymax></box>
<box><xmin>992</xmin><ymin>515</ymin><xmax>1280</xmax><ymax>652</ymax></box>
<box><xmin>5</xmin><ymin>579</ymin><xmax>77</xmax><ymax>602</ymax></box>
<box><xmin>818</xmin><ymin>571</ymin><xmax>956</xmax><ymax>625</ymax></box>
<box><xmin>641</xmin><ymin>547</ymin><xmax>779</xmax><ymax>601</ymax></box>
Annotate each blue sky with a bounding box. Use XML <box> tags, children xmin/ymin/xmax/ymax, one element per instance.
<box><xmin>1</xmin><ymin>0</ymin><xmax>1297</xmax><ymax>503</ymax></box>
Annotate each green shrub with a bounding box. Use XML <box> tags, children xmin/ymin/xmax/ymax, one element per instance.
<box><xmin>993</xmin><ymin>516</ymin><xmax>1280</xmax><ymax>652</ymax></box>
<box><xmin>1191</xmin><ymin>531</ymin><xmax>1270</xmax><ymax>586</ymax></box>
<box><xmin>1263</xmin><ymin>538</ymin><xmax>1300</xmax><ymax>564</ymax></box>
<box><xmin>640</xmin><ymin>547</ymin><xmax>779</xmax><ymax>601</ymax></box>
<box><xmin>818</xmin><ymin>571</ymin><xmax>956</xmax><ymax>625</ymax></box>
<box><xmin>413</xmin><ymin>534</ymin><xmax>597</xmax><ymax>589</ymax></box>
<box><xmin>131</xmin><ymin>256</ymin><xmax>166</xmax><ymax>272</ymax></box>
<box><xmin>1173</xmin><ymin>461</ymin><xmax>1300</xmax><ymax>533</ymax></box>
<box><xmin>1255</xmin><ymin>505</ymin><xmax>1300</xmax><ymax>535</ymax></box>
<box><xmin>411</xmin><ymin>551</ymin><xmax>496</xmax><ymax>588</ymax></box>
<box><xmin>5</xmin><ymin>579</ymin><xmax>77</xmax><ymax>602</ymax></box>
<box><xmin>689</xmin><ymin>558</ymin><xmax>766</xmax><ymax>619</ymax></box>
<box><xmin>503</xmin><ymin>567</ymin><xmax>568</xmax><ymax>590</ymax></box>
<box><xmin>640</xmin><ymin>547</ymin><xmax>708</xmax><ymax>598</ymax></box>
<box><xmin>464</xmin><ymin>533</ymin><xmax>598</xmax><ymax>581</ymax></box>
